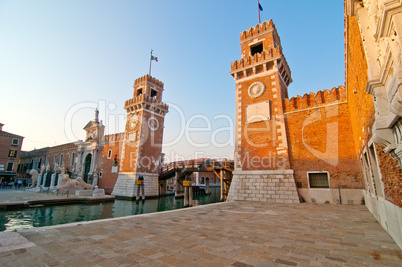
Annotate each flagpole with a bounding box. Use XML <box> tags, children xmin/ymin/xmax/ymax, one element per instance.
<box><xmin>149</xmin><ymin>50</ymin><xmax>153</xmax><ymax>76</ymax></box>
<box><xmin>258</xmin><ymin>0</ymin><xmax>261</xmax><ymax>24</ymax></box>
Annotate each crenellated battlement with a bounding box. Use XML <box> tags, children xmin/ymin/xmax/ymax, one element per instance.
<box><xmin>134</xmin><ymin>74</ymin><xmax>164</xmax><ymax>88</ymax></box>
<box><xmin>240</xmin><ymin>19</ymin><xmax>275</xmax><ymax>41</ymax></box>
<box><xmin>284</xmin><ymin>86</ymin><xmax>347</xmax><ymax>113</ymax></box>
<box><xmin>230</xmin><ymin>46</ymin><xmax>282</xmax><ymax>72</ymax></box>
<box><xmin>104</xmin><ymin>132</ymin><xmax>125</xmax><ymax>143</ymax></box>
<box><xmin>124</xmin><ymin>94</ymin><xmax>168</xmax><ymax>110</ymax></box>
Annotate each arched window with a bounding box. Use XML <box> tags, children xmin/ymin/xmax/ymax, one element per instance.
<box><xmin>59</xmin><ymin>154</ymin><xmax>63</xmax><ymax>166</ymax></box>
<box><xmin>107</xmin><ymin>149</ymin><xmax>112</xmax><ymax>159</ymax></box>
<box><xmin>53</xmin><ymin>155</ymin><xmax>57</xmax><ymax>166</ymax></box>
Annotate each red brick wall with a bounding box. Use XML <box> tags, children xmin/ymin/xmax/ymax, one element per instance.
<box><xmin>46</xmin><ymin>143</ymin><xmax>77</xmax><ymax>171</ymax></box>
<box><xmin>375</xmin><ymin>143</ymin><xmax>402</xmax><ymax>206</ymax></box>
<box><xmin>284</xmin><ymin>87</ymin><xmax>363</xmax><ymax>189</ymax></box>
<box><xmin>98</xmin><ymin>134</ymin><xmax>123</xmax><ymax>194</ymax></box>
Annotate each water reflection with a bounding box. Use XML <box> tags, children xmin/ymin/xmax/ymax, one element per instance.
<box><xmin>0</xmin><ymin>187</ymin><xmax>221</xmax><ymax>232</ymax></box>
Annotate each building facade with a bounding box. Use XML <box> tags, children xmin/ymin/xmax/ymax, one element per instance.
<box><xmin>227</xmin><ymin>1</ymin><xmax>401</xmax><ymax>248</ymax></box>
<box><xmin>227</xmin><ymin>20</ymin><xmax>363</xmax><ymax>205</ymax></box>
<box><xmin>345</xmin><ymin>0</ymin><xmax>402</xmax><ymax>248</ymax></box>
<box><xmin>19</xmin><ymin>74</ymin><xmax>168</xmax><ymax>196</ymax></box>
<box><xmin>0</xmin><ymin>123</ymin><xmax>24</xmax><ymax>183</ymax></box>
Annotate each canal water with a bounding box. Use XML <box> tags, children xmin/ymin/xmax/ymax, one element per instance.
<box><xmin>0</xmin><ymin>187</ymin><xmax>221</xmax><ymax>232</ymax></box>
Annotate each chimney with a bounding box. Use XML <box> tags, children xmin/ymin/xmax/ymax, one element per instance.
<box><xmin>0</xmin><ymin>123</ymin><xmax>3</xmax><ymax>131</ymax></box>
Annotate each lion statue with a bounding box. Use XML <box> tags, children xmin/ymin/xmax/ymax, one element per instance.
<box><xmin>29</xmin><ymin>169</ymin><xmax>39</xmax><ymax>187</ymax></box>
<box><xmin>76</xmin><ymin>177</ymin><xmax>94</xmax><ymax>190</ymax></box>
<box><xmin>56</xmin><ymin>174</ymin><xmax>94</xmax><ymax>190</ymax></box>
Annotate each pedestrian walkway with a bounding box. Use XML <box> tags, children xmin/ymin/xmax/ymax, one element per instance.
<box><xmin>0</xmin><ymin>201</ymin><xmax>401</xmax><ymax>266</ymax></box>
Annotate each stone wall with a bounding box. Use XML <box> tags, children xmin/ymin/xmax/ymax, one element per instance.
<box><xmin>227</xmin><ymin>170</ymin><xmax>299</xmax><ymax>203</ymax></box>
<box><xmin>111</xmin><ymin>172</ymin><xmax>159</xmax><ymax>198</ymax></box>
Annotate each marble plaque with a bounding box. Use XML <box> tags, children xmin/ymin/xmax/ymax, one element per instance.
<box><xmin>246</xmin><ymin>101</ymin><xmax>271</xmax><ymax>123</ymax></box>
<box><xmin>128</xmin><ymin>131</ymin><xmax>137</xmax><ymax>142</ymax></box>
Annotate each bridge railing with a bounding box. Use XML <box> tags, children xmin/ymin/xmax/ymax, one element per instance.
<box><xmin>160</xmin><ymin>159</ymin><xmax>234</xmax><ymax>175</ymax></box>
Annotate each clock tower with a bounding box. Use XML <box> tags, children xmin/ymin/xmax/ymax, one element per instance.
<box><xmin>227</xmin><ymin>20</ymin><xmax>299</xmax><ymax>203</ymax></box>
<box><xmin>112</xmin><ymin>75</ymin><xmax>168</xmax><ymax>198</ymax></box>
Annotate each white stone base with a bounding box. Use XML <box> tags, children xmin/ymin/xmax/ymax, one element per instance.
<box><xmin>298</xmin><ymin>188</ymin><xmax>363</xmax><ymax>205</ymax></box>
<box><xmin>112</xmin><ymin>172</ymin><xmax>158</xmax><ymax>198</ymax></box>
<box><xmin>227</xmin><ymin>169</ymin><xmax>300</xmax><ymax>203</ymax></box>
<box><xmin>364</xmin><ymin>191</ymin><xmax>402</xmax><ymax>249</ymax></box>
<box><xmin>75</xmin><ymin>190</ymin><xmax>93</xmax><ymax>197</ymax></box>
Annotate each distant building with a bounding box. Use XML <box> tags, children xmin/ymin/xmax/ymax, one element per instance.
<box><xmin>0</xmin><ymin>123</ymin><xmax>24</xmax><ymax>183</ymax></box>
<box><xmin>19</xmin><ymin>74</ymin><xmax>168</xmax><ymax>196</ymax></box>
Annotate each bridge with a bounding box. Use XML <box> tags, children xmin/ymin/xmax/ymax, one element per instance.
<box><xmin>159</xmin><ymin>158</ymin><xmax>234</xmax><ymax>201</ymax></box>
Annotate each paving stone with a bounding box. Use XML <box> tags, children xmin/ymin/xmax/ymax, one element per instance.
<box><xmin>0</xmin><ymin>201</ymin><xmax>401</xmax><ymax>266</ymax></box>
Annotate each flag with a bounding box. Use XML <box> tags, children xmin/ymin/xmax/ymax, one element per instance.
<box><xmin>151</xmin><ymin>55</ymin><xmax>158</xmax><ymax>62</ymax></box>
<box><xmin>259</xmin><ymin>3</ymin><xmax>263</xmax><ymax>11</ymax></box>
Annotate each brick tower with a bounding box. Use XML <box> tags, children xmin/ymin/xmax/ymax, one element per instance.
<box><xmin>227</xmin><ymin>20</ymin><xmax>299</xmax><ymax>203</ymax></box>
<box><xmin>112</xmin><ymin>75</ymin><xmax>168</xmax><ymax>198</ymax></box>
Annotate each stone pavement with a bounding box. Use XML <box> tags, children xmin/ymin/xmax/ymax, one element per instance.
<box><xmin>0</xmin><ymin>201</ymin><xmax>401</xmax><ymax>266</ymax></box>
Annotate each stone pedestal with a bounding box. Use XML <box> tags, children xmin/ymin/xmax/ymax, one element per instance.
<box><xmin>37</xmin><ymin>174</ymin><xmax>43</xmax><ymax>188</ymax></box>
<box><xmin>50</xmin><ymin>173</ymin><xmax>57</xmax><ymax>188</ymax></box>
<box><xmin>93</xmin><ymin>188</ymin><xmax>105</xmax><ymax>197</ymax></box>
<box><xmin>227</xmin><ymin>170</ymin><xmax>300</xmax><ymax>203</ymax></box>
<box><xmin>76</xmin><ymin>190</ymin><xmax>93</xmax><ymax>197</ymax></box>
<box><xmin>92</xmin><ymin>174</ymin><xmax>98</xmax><ymax>187</ymax></box>
<box><xmin>57</xmin><ymin>174</ymin><xmax>63</xmax><ymax>186</ymax></box>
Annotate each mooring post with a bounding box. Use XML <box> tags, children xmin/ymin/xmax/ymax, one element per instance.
<box><xmin>205</xmin><ymin>178</ymin><xmax>211</xmax><ymax>194</ymax></box>
<box><xmin>141</xmin><ymin>182</ymin><xmax>145</xmax><ymax>200</ymax></box>
<box><xmin>189</xmin><ymin>183</ymin><xmax>193</xmax><ymax>207</ymax></box>
<box><xmin>220</xmin><ymin>171</ymin><xmax>225</xmax><ymax>201</ymax></box>
<box><xmin>136</xmin><ymin>176</ymin><xmax>143</xmax><ymax>201</ymax></box>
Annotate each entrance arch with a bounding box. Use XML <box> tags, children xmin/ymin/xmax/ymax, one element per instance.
<box><xmin>83</xmin><ymin>153</ymin><xmax>92</xmax><ymax>183</ymax></box>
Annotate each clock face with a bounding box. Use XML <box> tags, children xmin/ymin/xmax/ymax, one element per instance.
<box><xmin>248</xmin><ymin>82</ymin><xmax>266</xmax><ymax>98</ymax></box>
<box><xmin>129</xmin><ymin>115</ymin><xmax>139</xmax><ymax>129</ymax></box>
<box><xmin>148</xmin><ymin>117</ymin><xmax>159</xmax><ymax>131</ymax></box>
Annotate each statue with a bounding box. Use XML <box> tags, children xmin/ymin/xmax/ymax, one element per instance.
<box><xmin>61</xmin><ymin>163</ymin><xmax>66</xmax><ymax>174</ymax></box>
<box><xmin>40</xmin><ymin>164</ymin><xmax>45</xmax><ymax>174</ymax></box>
<box><xmin>29</xmin><ymin>169</ymin><xmax>39</xmax><ymax>187</ymax></box>
<box><xmin>56</xmin><ymin>174</ymin><xmax>79</xmax><ymax>189</ymax></box>
<box><xmin>93</xmin><ymin>164</ymin><xmax>98</xmax><ymax>175</ymax></box>
<box><xmin>76</xmin><ymin>177</ymin><xmax>94</xmax><ymax>189</ymax></box>
<box><xmin>56</xmin><ymin>175</ymin><xmax>94</xmax><ymax>190</ymax></box>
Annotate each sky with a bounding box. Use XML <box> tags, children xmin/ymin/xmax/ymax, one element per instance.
<box><xmin>0</xmin><ymin>0</ymin><xmax>345</xmax><ymax>162</ymax></box>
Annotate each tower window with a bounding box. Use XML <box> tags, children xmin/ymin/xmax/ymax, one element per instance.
<box><xmin>107</xmin><ymin>149</ymin><xmax>112</xmax><ymax>159</ymax></box>
<box><xmin>151</xmin><ymin>89</ymin><xmax>157</xmax><ymax>98</ymax></box>
<box><xmin>250</xmin><ymin>43</ymin><xmax>263</xmax><ymax>56</ymax></box>
<box><xmin>137</xmin><ymin>88</ymin><xmax>143</xmax><ymax>96</ymax></box>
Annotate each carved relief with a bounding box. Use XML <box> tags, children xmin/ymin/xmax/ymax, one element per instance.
<box><xmin>248</xmin><ymin>82</ymin><xmax>266</xmax><ymax>98</ymax></box>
